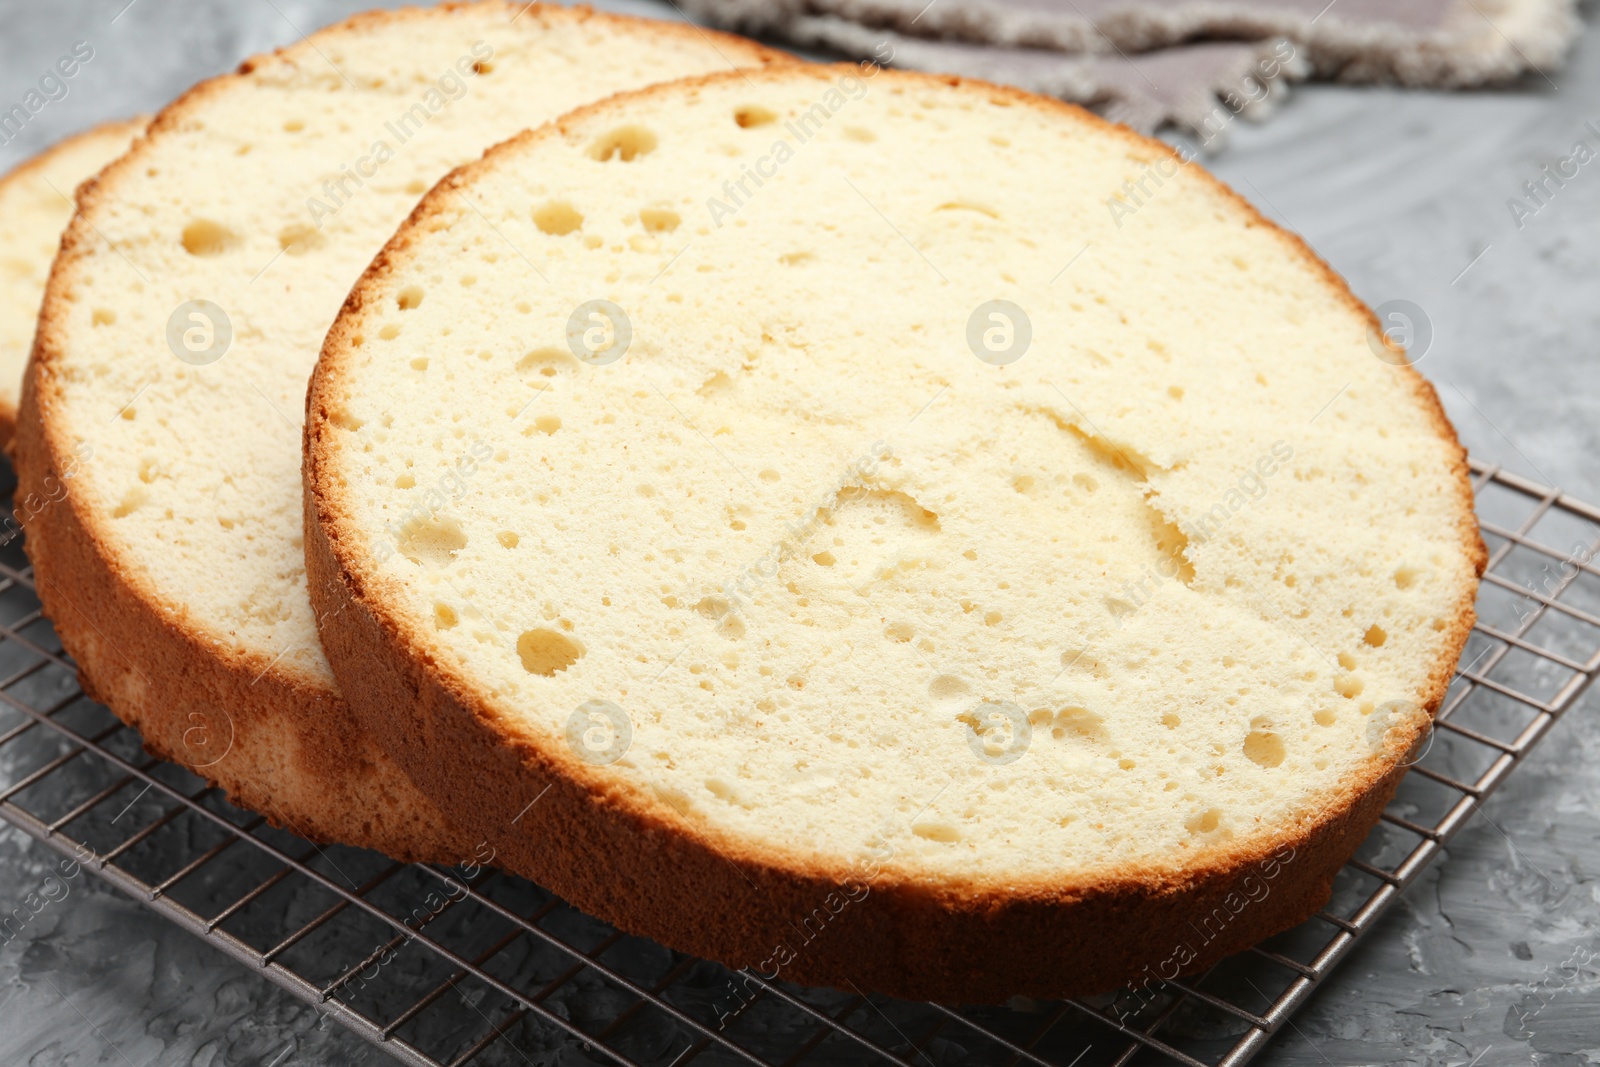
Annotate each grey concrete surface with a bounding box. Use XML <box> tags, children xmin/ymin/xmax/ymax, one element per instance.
<box><xmin>1</xmin><ymin>1</ymin><xmax>1597</xmax><ymax>1065</ymax></box>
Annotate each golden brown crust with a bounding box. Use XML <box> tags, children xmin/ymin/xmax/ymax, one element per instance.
<box><xmin>0</xmin><ymin>117</ymin><xmax>147</xmax><ymax>452</ymax></box>
<box><xmin>15</xmin><ymin>4</ymin><xmax>786</xmax><ymax>861</ymax></box>
<box><xmin>306</xmin><ymin>65</ymin><xmax>1484</xmax><ymax>999</ymax></box>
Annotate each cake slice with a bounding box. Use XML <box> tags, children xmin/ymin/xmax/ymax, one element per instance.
<box><xmin>0</xmin><ymin>119</ymin><xmax>144</xmax><ymax>449</ymax></box>
<box><xmin>16</xmin><ymin>3</ymin><xmax>785</xmax><ymax>860</ymax></box>
<box><xmin>307</xmin><ymin>65</ymin><xmax>1484</xmax><ymax>999</ymax></box>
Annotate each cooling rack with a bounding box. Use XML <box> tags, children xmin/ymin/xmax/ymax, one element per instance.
<box><xmin>1</xmin><ymin>455</ymin><xmax>1597</xmax><ymax>1067</ymax></box>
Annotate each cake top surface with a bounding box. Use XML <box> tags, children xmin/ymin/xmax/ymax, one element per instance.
<box><xmin>310</xmin><ymin>66</ymin><xmax>1482</xmax><ymax>885</ymax></box>
<box><xmin>28</xmin><ymin>2</ymin><xmax>779</xmax><ymax>688</ymax></box>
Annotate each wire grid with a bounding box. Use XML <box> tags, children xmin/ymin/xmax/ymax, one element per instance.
<box><xmin>0</xmin><ymin>456</ymin><xmax>1597</xmax><ymax>1067</ymax></box>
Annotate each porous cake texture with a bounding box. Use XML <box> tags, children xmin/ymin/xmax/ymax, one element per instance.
<box><xmin>15</xmin><ymin>3</ymin><xmax>784</xmax><ymax>858</ymax></box>
<box><xmin>0</xmin><ymin>118</ymin><xmax>143</xmax><ymax>448</ymax></box>
<box><xmin>306</xmin><ymin>65</ymin><xmax>1484</xmax><ymax>998</ymax></box>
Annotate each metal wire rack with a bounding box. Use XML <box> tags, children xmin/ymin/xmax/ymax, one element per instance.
<box><xmin>1</xmin><ymin>455</ymin><xmax>1597</xmax><ymax>1067</ymax></box>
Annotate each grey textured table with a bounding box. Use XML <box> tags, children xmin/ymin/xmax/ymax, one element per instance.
<box><xmin>1</xmin><ymin>2</ymin><xmax>1597</xmax><ymax>1065</ymax></box>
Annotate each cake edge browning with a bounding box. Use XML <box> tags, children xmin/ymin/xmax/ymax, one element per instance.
<box><xmin>304</xmin><ymin>65</ymin><xmax>1487</xmax><ymax>999</ymax></box>
<box><xmin>13</xmin><ymin>4</ymin><xmax>788</xmax><ymax>861</ymax></box>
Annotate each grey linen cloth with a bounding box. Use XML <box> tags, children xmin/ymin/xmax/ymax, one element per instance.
<box><xmin>679</xmin><ymin>0</ymin><xmax>1580</xmax><ymax>144</ymax></box>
